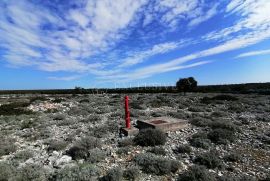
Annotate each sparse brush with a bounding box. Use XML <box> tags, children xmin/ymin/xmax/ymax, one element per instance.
<box><xmin>133</xmin><ymin>129</ymin><xmax>167</xmax><ymax>146</ymax></box>
<box><xmin>194</xmin><ymin>151</ymin><xmax>223</xmax><ymax>169</ymax></box>
<box><xmin>101</xmin><ymin>167</ymin><xmax>123</xmax><ymax>181</ymax></box>
<box><xmin>174</xmin><ymin>145</ymin><xmax>192</xmax><ymax>154</ymax></box>
<box><xmin>134</xmin><ymin>153</ymin><xmax>180</xmax><ymax>175</ymax></box>
<box><xmin>208</xmin><ymin>128</ymin><xmax>236</xmax><ymax>145</ymax></box>
<box><xmin>66</xmin><ymin>136</ymin><xmax>101</xmax><ymax>160</ymax></box>
<box><xmin>147</xmin><ymin>146</ymin><xmax>166</xmax><ymax>155</ymax></box>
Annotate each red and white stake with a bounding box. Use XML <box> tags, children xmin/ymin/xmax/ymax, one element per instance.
<box><xmin>125</xmin><ymin>96</ymin><xmax>131</xmax><ymax>129</ymax></box>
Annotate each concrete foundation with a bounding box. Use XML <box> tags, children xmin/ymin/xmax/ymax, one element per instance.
<box><xmin>121</xmin><ymin>127</ymin><xmax>139</xmax><ymax>136</ymax></box>
<box><xmin>137</xmin><ymin>117</ymin><xmax>188</xmax><ymax>132</ymax></box>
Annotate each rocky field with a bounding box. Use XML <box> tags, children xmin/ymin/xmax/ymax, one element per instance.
<box><xmin>0</xmin><ymin>93</ymin><xmax>269</xmax><ymax>181</ymax></box>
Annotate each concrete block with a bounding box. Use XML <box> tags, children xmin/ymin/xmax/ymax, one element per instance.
<box><xmin>121</xmin><ymin>127</ymin><xmax>139</xmax><ymax>136</ymax></box>
<box><xmin>137</xmin><ymin>117</ymin><xmax>188</xmax><ymax>132</ymax></box>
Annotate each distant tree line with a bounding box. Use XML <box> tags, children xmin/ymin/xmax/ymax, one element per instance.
<box><xmin>0</xmin><ymin>82</ymin><xmax>270</xmax><ymax>95</ymax></box>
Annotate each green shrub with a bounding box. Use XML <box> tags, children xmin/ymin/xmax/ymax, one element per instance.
<box><xmin>133</xmin><ymin>129</ymin><xmax>167</xmax><ymax>146</ymax></box>
<box><xmin>211</xmin><ymin>111</ymin><xmax>228</xmax><ymax>117</ymax></box>
<box><xmin>0</xmin><ymin>102</ymin><xmax>33</xmax><ymax>116</ymax></box>
<box><xmin>87</xmin><ymin>148</ymin><xmax>106</xmax><ymax>163</ymax></box>
<box><xmin>53</xmin><ymin>113</ymin><xmax>66</xmax><ymax>120</ymax></box>
<box><xmin>188</xmin><ymin>106</ymin><xmax>205</xmax><ymax>112</ymax></box>
<box><xmin>123</xmin><ymin>166</ymin><xmax>140</xmax><ymax>181</ymax></box>
<box><xmin>21</xmin><ymin>119</ymin><xmax>36</xmax><ymax>129</ymax></box>
<box><xmin>194</xmin><ymin>151</ymin><xmax>222</xmax><ymax>169</ymax></box>
<box><xmin>52</xmin><ymin>98</ymin><xmax>65</xmax><ymax>103</ymax></box>
<box><xmin>0</xmin><ymin>137</ymin><xmax>17</xmax><ymax>157</ymax></box>
<box><xmin>174</xmin><ymin>145</ymin><xmax>192</xmax><ymax>154</ymax></box>
<box><xmin>0</xmin><ymin>162</ymin><xmax>15</xmax><ymax>180</ymax></box>
<box><xmin>66</xmin><ymin>136</ymin><xmax>101</xmax><ymax>160</ymax></box>
<box><xmin>208</xmin><ymin>128</ymin><xmax>235</xmax><ymax>145</ymax></box>
<box><xmin>14</xmin><ymin>150</ymin><xmax>33</xmax><ymax>161</ymax></box>
<box><xmin>147</xmin><ymin>146</ymin><xmax>166</xmax><ymax>155</ymax></box>
<box><xmin>101</xmin><ymin>167</ymin><xmax>123</xmax><ymax>181</ymax></box>
<box><xmin>116</xmin><ymin>147</ymin><xmax>130</xmax><ymax>155</ymax></box>
<box><xmin>212</xmin><ymin>95</ymin><xmax>238</xmax><ymax>101</ymax></box>
<box><xmin>134</xmin><ymin>153</ymin><xmax>180</xmax><ymax>175</ymax></box>
<box><xmin>81</xmin><ymin>115</ymin><xmax>100</xmax><ymax>123</ymax></box>
<box><xmin>190</xmin><ymin>117</ymin><xmax>212</xmax><ymax>127</ymax></box>
<box><xmin>210</xmin><ymin>120</ymin><xmax>238</xmax><ymax>132</ymax></box>
<box><xmin>189</xmin><ymin>132</ymin><xmax>211</xmax><ymax>149</ymax></box>
<box><xmin>13</xmin><ymin>164</ymin><xmax>48</xmax><ymax>181</ymax></box>
<box><xmin>223</xmin><ymin>153</ymin><xmax>241</xmax><ymax>162</ymax></box>
<box><xmin>177</xmin><ymin>165</ymin><xmax>215</xmax><ymax>181</ymax></box>
<box><xmin>47</xmin><ymin>140</ymin><xmax>68</xmax><ymax>152</ymax></box>
<box><xmin>54</xmin><ymin>164</ymin><xmax>99</xmax><ymax>181</ymax></box>
<box><xmin>118</xmin><ymin>138</ymin><xmax>134</xmax><ymax>147</ymax></box>
<box><xmin>79</xmin><ymin>99</ymin><xmax>90</xmax><ymax>103</ymax></box>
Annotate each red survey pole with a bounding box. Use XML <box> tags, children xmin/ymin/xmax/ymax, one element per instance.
<box><xmin>125</xmin><ymin>96</ymin><xmax>131</xmax><ymax>129</ymax></box>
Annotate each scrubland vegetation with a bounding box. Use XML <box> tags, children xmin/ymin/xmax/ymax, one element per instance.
<box><xmin>0</xmin><ymin>92</ymin><xmax>269</xmax><ymax>180</ymax></box>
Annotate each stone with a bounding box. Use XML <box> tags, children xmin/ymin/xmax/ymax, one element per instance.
<box><xmin>54</xmin><ymin>155</ymin><xmax>72</xmax><ymax>167</ymax></box>
<box><xmin>121</xmin><ymin>127</ymin><xmax>139</xmax><ymax>136</ymax></box>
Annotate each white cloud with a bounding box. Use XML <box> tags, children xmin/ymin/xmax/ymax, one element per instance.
<box><xmin>48</xmin><ymin>75</ymin><xmax>84</xmax><ymax>81</ymax></box>
<box><xmin>188</xmin><ymin>4</ymin><xmax>218</xmax><ymax>27</ymax></box>
<box><xmin>118</xmin><ymin>40</ymin><xmax>189</xmax><ymax>68</ymax></box>
<box><xmin>1</xmin><ymin>0</ymin><xmax>269</xmax><ymax>84</ymax></box>
<box><xmin>236</xmin><ymin>49</ymin><xmax>270</xmax><ymax>58</ymax></box>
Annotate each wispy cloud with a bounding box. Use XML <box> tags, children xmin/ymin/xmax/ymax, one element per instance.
<box><xmin>48</xmin><ymin>75</ymin><xmax>84</xmax><ymax>81</ymax></box>
<box><xmin>236</xmin><ymin>49</ymin><xmax>270</xmax><ymax>58</ymax></box>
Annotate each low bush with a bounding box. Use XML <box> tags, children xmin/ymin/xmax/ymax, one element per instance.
<box><xmin>13</xmin><ymin>150</ymin><xmax>33</xmax><ymax>161</ymax></box>
<box><xmin>0</xmin><ymin>137</ymin><xmax>17</xmax><ymax>157</ymax></box>
<box><xmin>194</xmin><ymin>151</ymin><xmax>223</xmax><ymax>169</ymax></box>
<box><xmin>13</xmin><ymin>164</ymin><xmax>48</xmax><ymax>181</ymax></box>
<box><xmin>190</xmin><ymin>117</ymin><xmax>212</xmax><ymax>127</ymax></box>
<box><xmin>52</xmin><ymin>98</ymin><xmax>65</xmax><ymax>103</ymax></box>
<box><xmin>177</xmin><ymin>165</ymin><xmax>215</xmax><ymax>181</ymax></box>
<box><xmin>47</xmin><ymin>140</ymin><xmax>68</xmax><ymax>152</ymax></box>
<box><xmin>20</xmin><ymin>119</ymin><xmax>36</xmax><ymax>129</ymax></box>
<box><xmin>101</xmin><ymin>167</ymin><xmax>123</xmax><ymax>181</ymax></box>
<box><xmin>223</xmin><ymin>153</ymin><xmax>241</xmax><ymax>162</ymax></box>
<box><xmin>118</xmin><ymin>138</ymin><xmax>134</xmax><ymax>147</ymax></box>
<box><xmin>0</xmin><ymin>102</ymin><xmax>33</xmax><ymax>116</ymax></box>
<box><xmin>168</xmin><ymin>111</ymin><xmax>187</xmax><ymax>119</ymax></box>
<box><xmin>53</xmin><ymin>113</ymin><xmax>66</xmax><ymax>120</ymax></box>
<box><xmin>189</xmin><ymin>132</ymin><xmax>211</xmax><ymax>149</ymax></box>
<box><xmin>212</xmin><ymin>95</ymin><xmax>238</xmax><ymax>101</ymax></box>
<box><xmin>134</xmin><ymin>153</ymin><xmax>180</xmax><ymax>175</ymax></box>
<box><xmin>116</xmin><ymin>147</ymin><xmax>130</xmax><ymax>155</ymax></box>
<box><xmin>79</xmin><ymin>99</ymin><xmax>90</xmax><ymax>103</ymax></box>
<box><xmin>123</xmin><ymin>166</ymin><xmax>140</xmax><ymax>181</ymax></box>
<box><xmin>81</xmin><ymin>115</ymin><xmax>100</xmax><ymax>123</ymax></box>
<box><xmin>0</xmin><ymin>162</ymin><xmax>15</xmax><ymax>180</ymax></box>
<box><xmin>66</xmin><ymin>136</ymin><xmax>101</xmax><ymax>160</ymax></box>
<box><xmin>188</xmin><ymin>106</ymin><xmax>205</xmax><ymax>112</ymax></box>
<box><xmin>201</xmin><ymin>95</ymin><xmax>238</xmax><ymax>104</ymax></box>
<box><xmin>54</xmin><ymin>164</ymin><xmax>99</xmax><ymax>181</ymax></box>
<box><xmin>174</xmin><ymin>145</ymin><xmax>192</xmax><ymax>154</ymax></box>
<box><xmin>208</xmin><ymin>128</ymin><xmax>236</xmax><ymax>145</ymax></box>
<box><xmin>130</xmin><ymin>101</ymin><xmax>146</xmax><ymax>110</ymax></box>
<box><xmin>211</xmin><ymin>111</ymin><xmax>228</xmax><ymax>117</ymax></box>
<box><xmin>87</xmin><ymin>148</ymin><xmax>106</xmax><ymax>163</ymax></box>
<box><xmin>210</xmin><ymin>120</ymin><xmax>238</xmax><ymax>132</ymax></box>
<box><xmin>133</xmin><ymin>129</ymin><xmax>167</xmax><ymax>146</ymax></box>
<box><xmin>147</xmin><ymin>147</ymin><xmax>166</xmax><ymax>155</ymax></box>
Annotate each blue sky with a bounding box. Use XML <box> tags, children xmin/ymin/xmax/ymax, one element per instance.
<box><xmin>0</xmin><ymin>0</ymin><xmax>270</xmax><ymax>89</ymax></box>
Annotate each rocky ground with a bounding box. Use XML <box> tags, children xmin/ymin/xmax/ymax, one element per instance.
<box><xmin>0</xmin><ymin>93</ymin><xmax>269</xmax><ymax>180</ymax></box>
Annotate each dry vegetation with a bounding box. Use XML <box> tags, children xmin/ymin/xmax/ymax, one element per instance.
<box><xmin>0</xmin><ymin>93</ymin><xmax>269</xmax><ymax>180</ymax></box>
